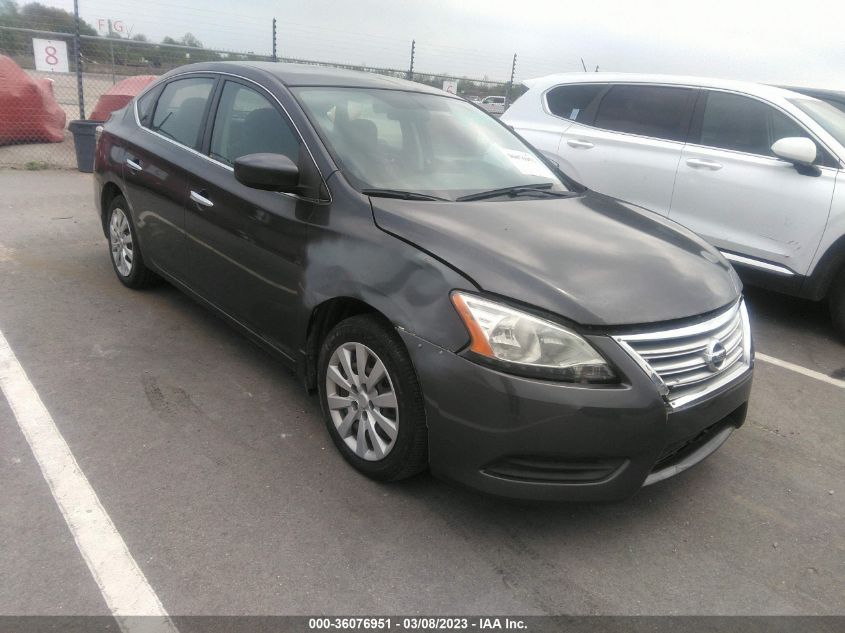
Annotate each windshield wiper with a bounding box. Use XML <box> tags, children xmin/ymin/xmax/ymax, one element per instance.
<box><xmin>456</xmin><ymin>183</ymin><xmax>577</xmax><ymax>202</ymax></box>
<box><xmin>361</xmin><ymin>188</ymin><xmax>448</xmax><ymax>201</ymax></box>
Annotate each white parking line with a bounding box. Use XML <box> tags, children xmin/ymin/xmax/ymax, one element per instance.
<box><xmin>757</xmin><ymin>352</ymin><xmax>845</xmax><ymax>389</ymax></box>
<box><xmin>0</xmin><ymin>329</ymin><xmax>178</xmax><ymax>633</ymax></box>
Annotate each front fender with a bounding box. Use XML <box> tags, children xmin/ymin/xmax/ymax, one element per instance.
<box><xmin>297</xmin><ymin>186</ymin><xmax>473</xmax><ymax>354</ymax></box>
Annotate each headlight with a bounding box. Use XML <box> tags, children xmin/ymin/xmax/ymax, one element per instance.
<box><xmin>451</xmin><ymin>292</ymin><xmax>616</xmax><ymax>383</ymax></box>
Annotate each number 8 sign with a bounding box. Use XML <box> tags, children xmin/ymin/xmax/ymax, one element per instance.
<box><xmin>33</xmin><ymin>39</ymin><xmax>69</xmax><ymax>73</ymax></box>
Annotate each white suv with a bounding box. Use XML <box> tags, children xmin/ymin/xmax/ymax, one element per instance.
<box><xmin>503</xmin><ymin>73</ymin><xmax>845</xmax><ymax>337</ymax></box>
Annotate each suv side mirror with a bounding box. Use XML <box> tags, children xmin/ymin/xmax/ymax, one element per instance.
<box><xmin>234</xmin><ymin>153</ymin><xmax>299</xmax><ymax>193</ymax></box>
<box><xmin>771</xmin><ymin>137</ymin><xmax>817</xmax><ymax>166</ymax></box>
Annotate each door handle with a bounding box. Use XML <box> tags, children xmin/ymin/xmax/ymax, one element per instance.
<box><xmin>190</xmin><ymin>190</ymin><xmax>214</xmax><ymax>208</ymax></box>
<box><xmin>567</xmin><ymin>139</ymin><xmax>594</xmax><ymax>149</ymax></box>
<box><xmin>125</xmin><ymin>158</ymin><xmax>142</xmax><ymax>171</ymax></box>
<box><xmin>686</xmin><ymin>158</ymin><xmax>723</xmax><ymax>170</ymax></box>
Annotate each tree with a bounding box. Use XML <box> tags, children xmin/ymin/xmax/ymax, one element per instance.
<box><xmin>179</xmin><ymin>32</ymin><xmax>202</xmax><ymax>48</ymax></box>
<box><xmin>19</xmin><ymin>2</ymin><xmax>96</xmax><ymax>35</ymax></box>
<box><xmin>0</xmin><ymin>0</ymin><xmax>23</xmax><ymax>52</ymax></box>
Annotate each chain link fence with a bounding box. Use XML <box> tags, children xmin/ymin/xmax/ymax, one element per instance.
<box><xmin>0</xmin><ymin>10</ymin><xmax>525</xmax><ymax>170</ymax></box>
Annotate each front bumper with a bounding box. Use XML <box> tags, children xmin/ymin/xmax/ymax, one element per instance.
<box><xmin>400</xmin><ymin>330</ymin><xmax>752</xmax><ymax>501</ymax></box>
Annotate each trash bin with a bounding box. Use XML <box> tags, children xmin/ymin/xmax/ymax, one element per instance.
<box><xmin>68</xmin><ymin>120</ymin><xmax>101</xmax><ymax>173</ymax></box>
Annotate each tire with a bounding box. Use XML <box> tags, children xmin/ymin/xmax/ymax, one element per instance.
<box><xmin>317</xmin><ymin>314</ymin><xmax>428</xmax><ymax>481</ymax></box>
<box><xmin>106</xmin><ymin>195</ymin><xmax>158</xmax><ymax>289</ymax></box>
<box><xmin>829</xmin><ymin>267</ymin><xmax>845</xmax><ymax>341</ymax></box>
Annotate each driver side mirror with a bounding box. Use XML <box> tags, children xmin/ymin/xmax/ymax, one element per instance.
<box><xmin>771</xmin><ymin>137</ymin><xmax>817</xmax><ymax>166</ymax></box>
<box><xmin>234</xmin><ymin>153</ymin><xmax>299</xmax><ymax>193</ymax></box>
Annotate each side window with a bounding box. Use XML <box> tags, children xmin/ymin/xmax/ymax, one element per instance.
<box><xmin>209</xmin><ymin>81</ymin><xmax>301</xmax><ymax>166</ymax></box>
<box><xmin>593</xmin><ymin>85</ymin><xmax>695</xmax><ymax>142</ymax></box>
<box><xmin>136</xmin><ymin>88</ymin><xmax>159</xmax><ymax>128</ymax></box>
<box><xmin>150</xmin><ymin>77</ymin><xmax>215</xmax><ymax>148</ymax></box>
<box><xmin>546</xmin><ymin>84</ymin><xmax>604</xmax><ymax>122</ymax></box>
<box><xmin>699</xmin><ymin>91</ymin><xmax>812</xmax><ymax>157</ymax></box>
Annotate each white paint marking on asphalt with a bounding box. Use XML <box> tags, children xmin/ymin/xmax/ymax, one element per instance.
<box><xmin>0</xmin><ymin>329</ymin><xmax>178</xmax><ymax>633</ymax></box>
<box><xmin>757</xmin><ymin>352</ymin><xmax>845</xmax><ymax>389</ymax></box>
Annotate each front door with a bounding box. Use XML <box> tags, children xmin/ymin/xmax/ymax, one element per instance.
<box><xmin>183</xmin><ymin>79</ymin><xmax>321</xmax><ymax>358</ymax></box>
<box><xmin>670</xmin><ymin>90</ymin><xmax>836</xmax><ymax>276</ymax></box>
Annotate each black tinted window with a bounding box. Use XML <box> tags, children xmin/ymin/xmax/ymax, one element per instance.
<box><xmin>594</xmin><ymin>85</ymin><xmax>694</xmax><ymax>141</ymax></box>
<box><xmin>136</xmin><ymin>89</ymin><xmax>158</xmax><ymax>127</ymax></box>
<box><xmin>209</xmin><ymin>82</ymin><xmax>300</xmax><ymax>166</ymax></box>
<box><xmin>699</xmin><ymin>91</ymin><xmax>811</xmax><ymax>156</ymax></box>
<box><xmin>546</xmin><ymin>84</ymin><xmax>604</xmax><ymax>121</ymax></box>
<box><xmin>150</xmin><ymin>77</ymin><xmax>215</xmax><ymax>148</ymax></box>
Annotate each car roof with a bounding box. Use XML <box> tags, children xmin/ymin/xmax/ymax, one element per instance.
<box><xmin>162</xmin><ymin>61</ymin><xmax>448</xmax><ymax>95</ymax></box>
<box><xmin>521</xmin><ymin>72</ymin><xmax>820</xmax><ymax>103</ymax></box>
<box><xmin>780</xmin><ymin>86</ymin><xmax>845</xmax><ymax>101</ymax></box>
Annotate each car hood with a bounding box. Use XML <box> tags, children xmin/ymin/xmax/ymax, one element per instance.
<box><xmin>371</xmin><ymin>191</ymin><xmax>741</xmax><ymax>327</ymax></box>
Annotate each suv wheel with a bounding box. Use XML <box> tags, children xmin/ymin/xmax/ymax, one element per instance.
<box><xmin>317</xmin><ymin>314</ymin><xmax>428</xmax><ymax>481</ymax></box>
<box><xmin>829</xmin><ymin>266</ymin><xmax>845</xmax><ymax>341</ymax></box>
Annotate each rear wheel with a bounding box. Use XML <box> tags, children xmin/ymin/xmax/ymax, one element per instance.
<box><xmin>317</xmin><ymin>314</ymin><xmax>428</xmax><ymax>481</ymax></box>
<box><xmin>829</xmin><ymin>267</ymin><xmax>845</xmax><ymax>341</ymax></box>
<box><xmin>106</xmin><ymin>195</ymin><xmax>158</xmax><ymax>289</ymax></box>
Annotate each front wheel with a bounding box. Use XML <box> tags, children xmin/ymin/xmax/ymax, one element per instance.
<box><xmin>317</xmin><ymin>314</ymin><xmax>428</xmax><ymax>481</ymax></box>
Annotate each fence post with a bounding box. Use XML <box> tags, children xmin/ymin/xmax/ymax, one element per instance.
<box><xmin>72</xmin><ymin>0</ymin><xmax>85</xmax><ymax>118</ymax></box>
<box><xmin>272</xmin><ymin>18</ymin><xmax>277</xmax><ymax>62</ymax></box>
<box><xmin>108</xmin><ymin>20</ymin><xmax>116</xmax><ymax>85</ymax></box>
<box><xmin>408</xmin><ymin>39</ymin><xmax>415</xmax><ymax>81</ymax></box>
<box><xmin>504</xmin><ymin>53</ymin><xmax>517</xmax><ymax>109</ymax></box>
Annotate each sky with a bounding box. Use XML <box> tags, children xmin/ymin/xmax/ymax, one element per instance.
<box><xmin>45</xmin><ymin>0</ymin><xmax>845</xmax><ymax>88</ymax></box>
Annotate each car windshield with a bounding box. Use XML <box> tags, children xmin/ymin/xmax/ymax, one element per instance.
<box><xmin>293</xmin><ymin>87</ymin><xmax>571</xmax><ymax>200</ymax></box>
<box><xmin>789</xmin><ymin>97</ymin><xmax>845</xmax><ymax>148</ymax></box>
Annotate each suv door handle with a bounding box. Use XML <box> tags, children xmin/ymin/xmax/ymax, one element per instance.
<box><xmin>567</xmin><ymin>139</ymin><xmax>594</xmax><ymax>149</ymax></box>
<box><xmin>125</xmin><ymin>158</ymin><xmax>142</xmax><ymax>171</ymax></box>
<box><xmin>190</xmin><ymin>190</ymin><xmax>214</xmax><ymax>208</ymax></box>
<box><xmin>686</xmin><ymin>158</ymin><xmax>723</xmax><ymax>170</ymax></box>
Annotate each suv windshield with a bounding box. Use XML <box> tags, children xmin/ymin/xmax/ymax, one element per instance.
<box><xmin>790</xmin><ymin>97</ymin><xmax>845</xmax><ymax>148</ymax></box>
<box><xmin>293</xmin><ymin>87</ymin><xmax>572</xmax><ymax>200</ymax></box>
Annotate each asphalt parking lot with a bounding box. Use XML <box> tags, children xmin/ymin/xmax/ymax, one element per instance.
<box><xmin>1</xmin><ymin>170</ymin><xmax>843</xmax><ymax>617</ymax></box>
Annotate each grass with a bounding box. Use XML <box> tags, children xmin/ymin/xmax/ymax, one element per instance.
<box><xmin>23</xmin><ymin>161</ymin><xmax>52</xmax><ymax>171</ymax></box>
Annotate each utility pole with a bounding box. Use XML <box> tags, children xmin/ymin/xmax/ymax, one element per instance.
<box><xmin>272</xmin><ymin>18</ymin><xmax>277</xmax><ymax>62</ymax></box>
<box><xmin>73</xmin><ymin>0</ymin><xmax>85</xmax><ymax>118</ymax></box>
<box><xmin>504</xmin><ymin>53</ymin><xmax>517</xmax><ymax>109</ymax></box>
<box><xmin>408</xmin><ymin>39</ymin><xmax>415</xmax><ymax>81</ymax></box>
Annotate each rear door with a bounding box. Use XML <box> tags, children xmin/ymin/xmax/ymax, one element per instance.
<box><xmin>122</xmin><ymin>75</ymin><xmax>217</xmax><ymax>278</ymax></box>
<box><xmin>670</xmin><ymin>90</ymin><xmax>837</xmax><ymax>276</ymax></box>
<box><xmin>557</xmin><ymin>83</ymin><xmax>697</xmax><ymax>215</ymax></box>
<box><xmin>511</xmin><ymin>83</ymin><xmax>604</xmax><ymax>164</ymax></box>
<box><xmin>183</xmin><ymin>78</ymin><xmax>323</xmax><ymax>357</ymax></box>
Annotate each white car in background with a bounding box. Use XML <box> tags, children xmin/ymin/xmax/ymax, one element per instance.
<box><xmin>479</xmin><ymin>95</ymin><xmax>507</xmax><ymax>115</ymax></box>
<box><xmin>503</xmin><ymin>73</ymin><xmax>845</xmax><ymax>337</ymax></box>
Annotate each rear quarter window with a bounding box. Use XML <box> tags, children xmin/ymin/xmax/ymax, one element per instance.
<box><xmin>545</xmin><ymin>84</ymin><xmax>604</xmax><ymax>122</ymax></box>
<box><xmin>136</xmin><ymin>88</ymin><xmax>158</xmax><ymax>127</ymax></box>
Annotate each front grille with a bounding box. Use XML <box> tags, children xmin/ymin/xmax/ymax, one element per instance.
<box><xmin>614</xmin><ymin>300</ymin><xmax>752</xmax><ymax>409</ymax></box>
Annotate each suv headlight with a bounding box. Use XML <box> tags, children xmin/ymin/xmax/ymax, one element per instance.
<box><xmin>451</xmin><ymin>292</ymin><xmax>616</xmax><ymax>383</ymax></box>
